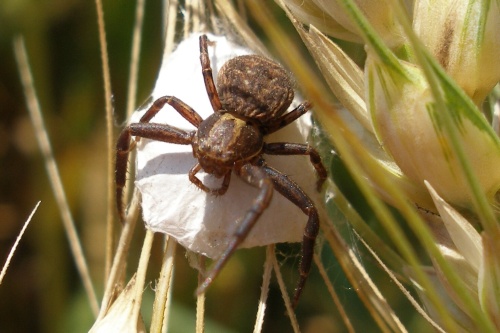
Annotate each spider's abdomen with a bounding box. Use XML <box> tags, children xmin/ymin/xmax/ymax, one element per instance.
<box><xmin>216</xmin><ymin>55</ymin><xmax>294</xmax><ymax>123</ymax></box>
<box><xmin>192</xmin><ymin>113</ymin><xmax>264</xmax><ymax>177</ymax></box>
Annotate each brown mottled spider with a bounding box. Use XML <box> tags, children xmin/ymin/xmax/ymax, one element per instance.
<box><xmin>115</xmin><ymin>35</ymin><xmax>327</xmax><ymax>308</ymax></box>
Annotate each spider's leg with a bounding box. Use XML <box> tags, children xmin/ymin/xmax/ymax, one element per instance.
<box><xmin>263</xmin><ymin>101</ymin><xmax>312</xmax><ymax>134</ymax></box>
<box><xmin>196</xmin><ymin>163</ymin><xmax>273</xmax><ymax>295</ymax></box>
<box><xmin>261</xmin><ymin>163</ymin><xmax>320</xmax><ymax>309</ymax></box>
<box><xmin>115</xmin><ymin>123</ymin><xmax>193</xmax><ymax>222</ymax></box>
<box><xmin>140</xmin><ymin>96</ymin><xmax>203</xmax><ymax>127</ymax></box>
<box><xmin>188</xmin><ymin>163</ymin><xmax>231</xmax><ymax>195</ymax></box>
<box><xmin>199</xmin><ymin>35</ymin><xmax>223</xmax><ymax>112</ymax></box>
<box><xmin>263</xmin><ymin>142</ymin><xmax>327</xmax><ymax>191</ymax></box>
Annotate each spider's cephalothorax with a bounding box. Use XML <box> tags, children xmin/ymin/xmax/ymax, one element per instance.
<box><xmin>192</xmin><ymin>112</ymin><xmax>263</xmax><ymax>178</ymax></box>
<box><xmin>115</xmin><ymin>35</ymin><xmax>327</xmax><ymax>308</ymax></box>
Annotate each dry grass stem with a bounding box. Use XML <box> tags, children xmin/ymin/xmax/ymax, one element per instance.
<box><xmin>0</xmin><ymin>201</ymin><xmax>40</xmax><ymax>285</ymax></box>
<box><xmin>162</xmin><ymin>0</ymin><xmax>179</xmax><ymax>57</ymax></box>
<box><xmin>195</xmin><ymin>292</ymin><xmax>205</xmax><ymax>333</ymax></box>
<box><xmin>253</xmin><ymin>245</ymin><xmax>273</xmax><ymax>333</ymax></box>
<box><xmin>189</xmin><ymin>0</ymin><xmax>203</xmax><ymax>34</ymax></box>
<box><xmin>150</xmin><ymin>236</ymin><xmax>177</xmax><ymax>332</ymax></box>
<box><xmin>196</xmin><ymin>255</ymin><xmax>206</xmax><ymax>333</ymax></box>
<box><xmin>183</xmin><ymin>0</ymin><xmax>193</xmax><ymax>38</ymax></box>
<box><xmin>215</xmin><ymin>0</ymin><xmax>267</xmax><ymax>56</ymax></box>
<box><xmin>321</xmin><ymin>214</ymin><xmax>404</xmax><ymax>333</ymax></box>
<box><xmin>119</xmin><ymin>0</ymin><xmax>146</xmax><ymax>286</ymax></box>
<box><xmin>236</xmin><ymin>0</ymin><xmax>247</xmax><ymax>22</ymax></box>
<box><xmin>313</xmin><ymin>253</ymin><xmax>355</xmax><ymax>333</ymax></box>
<box><xmin>98</xmin><ymin>189</ymin><xmax>141</xmax><ymax>319</ymax></box>
<box><xmin>358</xmin><ymin>236</ymin><xmax>446</xmax><ymax>332</ymax></box>
<box><xmin>132</xmin><ymin>229</ymin><xmax>155</xmax><ymax>320</ymax></box>
<box><xmin>348</xmin><ymin>250</ymin><xmax>407</xmax><ymax>333</ymax></box>
<box><xmin>270</xmin><ymin>245</ymin><xmax>300</xmax><ymax>333</ymax></box>
<box><xmin>14</xmin><ymin>36</ymin><xmax>99</xmax><ymax>317</ymax></box>
<box><xmin>126</xmin><ymin>0</ymin><xmax>146</xmax><ymax>119</ymax></box>
<box><xmin>163</xmin><ymin>272</ymin><xmax>174</xmax><ymax>333</ymax></box>
<box><xmin>94</xmin><ymin>0</ymin><xmax>116</xmax><ymax>282</ymax></box>
<box><xmin>206</xmin><ymin>0</ymin><xmax>219</xmax><ymax>35</ymax></box>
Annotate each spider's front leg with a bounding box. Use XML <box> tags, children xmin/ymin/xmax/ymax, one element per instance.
<box><xmin>140</xmin><ymin>96</ymin><xmax>203</xmax><ymax>126</ymax></box>
<box><xmin>115</xmin><ymin>96</ymin><xmax>203</xmax><ymax>222</ymax></box>
<box><xmin>261</xmin><ymin>163</ymin><xmax>321</xmax><ymax>309</ymax></box>
<box><xmin>199</xmin><ymin>35</ymin><xmax>223</xmax><ymax>112</ymax></box>
<box><xmin>196</xmin><ymin>163</ymin><xmax>273</xmax><ymax>295</ymax></box>
<box><xmin>115</xmin><ymin>95</ymin><xmax>205</xmax><ymax>222</ymax></box>
<box><xmin>115</xmin><ymin>123</ymin><xmax>194</xmax><ymax>222</ymax></box>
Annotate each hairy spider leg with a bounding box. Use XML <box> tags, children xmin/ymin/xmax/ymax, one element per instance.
<box><xmin>188</xmin><ymin>163</ymin><xmax>232</xmax><ymax>195</ymax></box>
<box><xmin>261</xmin><ymin>163</ymin><xmax>321</xmax><ymax>309</ymax></box>
<box><xmin>263</xmin><ymin>142</ymin><xmax>327</xmax><ymax>191</ymax></box>
<box><xmin>262</xmin><ymin>101</ymin><xmax>313</xmax><ymax>134</ymax></box>
<box><xmin>199</xmin><ymin>35</ymin><xmax>223</xmax><ymax>112</ymax></box>
<box><xmin>196</xmin><ymin>163</ymin><xmax>273</xmax><ymax>295</ymax></box>
<box><xmin>115</xmin><ymin>96</ymin><xmax>203</xmax><ymax>222</ymax></box>
<box><xmin>115</xmin><ymin>123</ymin><xmax>193</xmax><ymax>222</ymax></box>
<box><xmin>140</xmin><ymin>96</ymin><xmax>203</xmax><ymax>126</ymax></box>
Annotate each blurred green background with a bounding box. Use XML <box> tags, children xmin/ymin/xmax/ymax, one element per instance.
<box><xmin>0</xmin><ymin>0</ymin><xmax>425</xmax><ymax>332</ymax></box>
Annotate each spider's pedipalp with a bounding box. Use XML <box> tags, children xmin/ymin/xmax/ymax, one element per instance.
<box><xmin>188</xmin><ymin>163</ymin><xmax>232</xmax><ymax>195</ymax></box>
